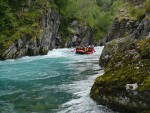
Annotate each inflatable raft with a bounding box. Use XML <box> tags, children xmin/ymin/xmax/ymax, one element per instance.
<box><xmin>75</xmin><ymin>46</ymin><xmax>95</xmax><ymax>54</ymax></box>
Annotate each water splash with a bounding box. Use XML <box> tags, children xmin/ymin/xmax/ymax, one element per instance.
<box><xmin>0</xmin><ymin>46</ymin><xmax>118</xmax><ymax>113</ymax></box>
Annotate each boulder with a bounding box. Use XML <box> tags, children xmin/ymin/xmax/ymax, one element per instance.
<box><xmin>91</xmin><ymin>12</ymin><xmax>150</xmax><ymax>113</ymax></box>
<box><xmin>91</xmin><ymin>36</ymin><xmax>150</xmax><ymax>113</ymax></box>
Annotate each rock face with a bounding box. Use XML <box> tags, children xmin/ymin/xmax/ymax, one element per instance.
<box><xmin>91</xmin><ymin>11</ymin><xmax>150</xmax><ymax>113</ymax></box>
<box><xmin>66</xmin><ymin>20</ymin><xmax>94</xmax><ymax>47</ymax></box>
<box><xmin>100</xmin><ymin>14</ymin><xmax>150</xmax><ymax>67</ymax></box>
<box><xmin>2</xmin><ymin>9</ymin><xmax>61</xmax><ymax>60</ymax></box>
<box><xmin>131</xmin><ymin>14</ymin><xmax>150</xmax><ymax>40</ymax></box>
<box><xmin>91</xmin><ymin>36</ymin><xmax>150</xmax><ymax>113</ymax></box>
<box><xmin>101</xmin><ymin>14</ymin><xmax>149</xmax><ymax>45</ymax></box>
<box><xmin>99</xmin><ymin>38</ymin><xmax>127</xmax><ymax>67</ymax></box>
<box><xmin>98</xmin><ymin>17</ymin><xmax>138</xmax><ymax>46</ymax></box>
<box><xmin>40</xmin><ymin>9</ymin><xmax>61</xmax><ymax>54</ymax></box>
<box><xmin>106</xmin><ymin>18</ymin><xmax>138</xmax><ymax>42</ymax></box>
<box><xmin>1</xmin><ymin>12</ymin><xmax>94</xmax><ymax>60</ymax></box>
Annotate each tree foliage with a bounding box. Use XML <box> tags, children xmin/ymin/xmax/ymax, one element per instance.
<box><xmin>63</xmin><ymin>0</ymin><xmax>100</xmax><ymax>27</ymax></box>
<box><xmin>0</xmin><ymin>0</ymin><xmax>124</xmax><ymax>48</ymax></box>
<box><xmin>56</xmin><ymin>0</ymin><xmax>123</xmax><ymax>41</ymax></box>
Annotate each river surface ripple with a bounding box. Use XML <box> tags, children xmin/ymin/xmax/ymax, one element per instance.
<box><xmin>0</xmin><ymin>46</ymin><xmax>118</xmax><ymax>113</ymax></box>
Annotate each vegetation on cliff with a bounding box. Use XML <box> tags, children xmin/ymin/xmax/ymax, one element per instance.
<box><xmin>0</xmin><ymin>0</ymin><xmax>124</xmax><ymax>58</ymax></box>
<box><xmin>90</xmin><ymin>0</ymin><xmax>150</xmax><ymax>112</ymax></box>
<box><xmin>56</xmin><ymin>0</ymin><xmax>123</xmax><ymax>43</ymax></box>
<box><xmin>115</xmin><ymin>0</ymin><xmax>150</xmax><ymax>21</ymax></box>
<box><xmin>91</xmin><ymin>36</ymin><xmax>150</xmax><ymax>112</ymax></box>
<box><xmin>0</xmin><ymin>0</ymin><xmax>56</xmax><ymax>55</ymax></box>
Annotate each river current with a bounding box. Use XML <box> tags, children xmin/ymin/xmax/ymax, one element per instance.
<box><xmin>0</xmin><ymin>46</ymin><xmax>117</xmax><ymax>113</ymax></box>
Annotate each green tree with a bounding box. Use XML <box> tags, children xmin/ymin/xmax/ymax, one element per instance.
<box><xmin>63</xmin><ymin>0</ymin><xmax>100</xmax><ymax>27</ymax></box>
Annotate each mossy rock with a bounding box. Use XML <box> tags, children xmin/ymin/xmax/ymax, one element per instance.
<box><xmin>99</xmin><ymin>37</ymin><xmax>131</xmax><ymax>68</ymax></box>
<box><xmin>91</xmin><ymin>37</ymin><xmax>150</xmax><ymax>112</ymax></box>
<box><xmin>138</xmin><ymin>36</ymin><xmax>150</xmax><ymax>59</ymax></box>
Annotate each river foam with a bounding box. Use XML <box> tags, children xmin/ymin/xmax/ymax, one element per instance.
<box><xmin>0</xmin><ymin>46</ymin><xmax>118</xmax><ymax>113</ymax></box>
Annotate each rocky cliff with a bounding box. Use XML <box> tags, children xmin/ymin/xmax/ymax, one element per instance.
<box><xmin>0</xmin><ymin>2</ymin><xmax>94</xmax><ymax>60</ymax></box>
<box><xmin>1</xmin><ymin>18</ymin><xmax>94</xmax><ymax>60</ymax></box>
<box><xmin>90</xmin><ymin>1</ymin><xmax>150</xmax><ymax>113</ymax></box>
<box><xmin>99</xmin><ymin>0</ymin><xmax>149</xmax><ymax>46</ymax></box>
<box><xmin>66</xmin><ymin>20</ymin><xmax>94</xmax><ymax>47</ymax></box>
<box><xmin>1</xmin><ymin>8</ymin><xmax>60</xmax><ymax>60</ymax></box>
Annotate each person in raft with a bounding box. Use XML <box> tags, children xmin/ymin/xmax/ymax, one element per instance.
<box><xmin>88</xmin><ymin>45</ymin><xmax>95</xmax><ymax>52</ymax></box>
<box><xmin>76</xmin><ymin>45</ymin><xmax>95</xmax><ymax>52</ymax></box>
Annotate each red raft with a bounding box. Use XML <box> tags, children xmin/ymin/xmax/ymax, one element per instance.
<box><xmin>75</xmin><ymin>46</ymin><xmax>95</xmax><ymax>54</ymax></box>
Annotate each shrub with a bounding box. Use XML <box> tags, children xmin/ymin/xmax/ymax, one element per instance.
<box><xmin>145</xmin><ymin>0</ymin><xmax>150</xmax><ymax>13</ymax></box>
<box><xmin>129</xmin><ymin>5</ymin><xmax>146</xmax><ymax>20</ymax></box>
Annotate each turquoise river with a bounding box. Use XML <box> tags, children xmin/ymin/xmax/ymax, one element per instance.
<box><xmin>0</xmin><ymin>46</ymin><xmax>117</xmax><ymax>113</ymax></box>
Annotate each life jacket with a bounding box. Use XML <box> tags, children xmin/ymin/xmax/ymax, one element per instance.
<box><xmin>85</xmin><ymin>47</ymin><xmax>88</xmax><ymax>52</ymax></box>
